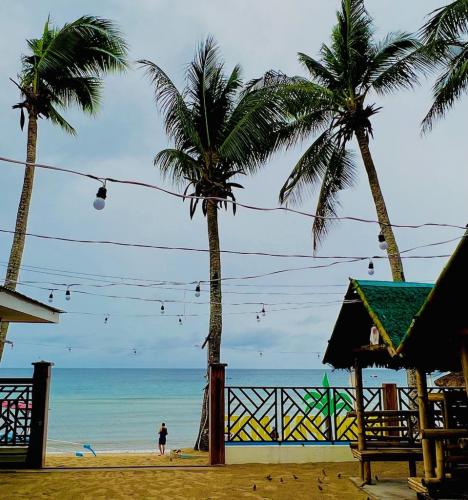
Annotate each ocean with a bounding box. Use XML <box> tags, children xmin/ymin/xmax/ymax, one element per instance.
<box><xmin>0</xmin><ymin>368</ymin><xmax>413</xmax><ymax>453</ymax></box>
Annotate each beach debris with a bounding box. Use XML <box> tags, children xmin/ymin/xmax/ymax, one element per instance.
<box><xmin>266</xmin><ymin>474</ymin><xmax>272</xmax><ymax>481</ymax></box>
<box><xmin>293</xmin><ymin>475</ymin><xmax>298</xmax><ymax>480</ymax></box>
<box><xmin>75</xmin><ymin>451</ymin><xmax>84</xmax><ymax>457</ymax></box>
<box><xmin>252</xmin><ymin>484</ymin><xmax>256</xmax><ymax>491</ymax></box>
<box><xmin>318</xmin><ymin>485</ymin><xmax>323</xmax><ymax>491</ymax></box>
<box><xmin>337</xmin><ymin>472</ymin><xmax>342</xmax><ymax>479</ymax></box>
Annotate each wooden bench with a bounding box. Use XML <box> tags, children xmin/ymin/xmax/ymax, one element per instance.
<box><xmin>349</xmin><ymin>410</ymin><xmax>423</xmax><ymax>483</ymax></box>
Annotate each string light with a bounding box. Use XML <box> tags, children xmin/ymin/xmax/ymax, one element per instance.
<box><xmin>256</xmin><ymin>314</ymin><xmax>260</xmax><ymax>323</ymax></box>
<box><xmin>178</xmin><ymin>316</ymin><xmax>183</xmax><ymax>325</ymax></box>
<box><xmin>378</xmin><ymin>232</ymin><xmax>388</xmax><ymax>251</ymax></box>
<box><xmin>93</xmin><ymin>183</ymin><xmax>107</xmax><ymax>211</ymax></box>
<box><xmin>65</xmin><ymin>288</ymin><xmax>71</xmax><ymax>301</ymax></box>
<box><xmin>195</xmin><ymin>282</ymin><xmax>201</xmax><ymax>297</ymax></box>
<box><xmin>48</xmin><ymin>290</ymin><xmax>54</xmax><ymax>303</ymax></box>
<box><xmin>1</xmin><ymin>155</ymin><xmax>466</xmax><ymax>231</ymax></box>
<box><xmin>261</xmin><ymin>304</ymin><xmax>266</xmax><ymax>317</ymax></box>
<box><xmin>368</xmin><ymin>259</ymin><xmax>375</xmax><ymax>276</ymax></box>
<box><xmin>104</xmin><ymin>315</ymin><xmax>109</xmax><ymax>324</ymax></box>
<box><xmin>132</xmin><ymin>348</ymin><xmax>137</xmax><ymax>355</ymax></box>
<box><xmin>160</xmin><ymin>303</ymin><xmax>165</xmax><ymax>314</ymax></box>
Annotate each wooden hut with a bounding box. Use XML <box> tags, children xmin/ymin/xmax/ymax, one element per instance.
<box><xmin>394</xmin><ymin>233</ymin><xmax>468</xmax><ymax>496</ymax></box>
<box><xmin>324</xmin><ymin>279</ymin><xmax>433</xmax><ymax>484</ymax></box>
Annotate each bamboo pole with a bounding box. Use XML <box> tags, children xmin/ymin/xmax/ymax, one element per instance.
<box><xmin>461</xmin><ymin>339</ymin><xmax>468</xmax><ymax>398</ymax></box>
<box><xmin>354</xmin><ymin>360</ymin><xmax>371</xmax><ymax>483</ymax></box>
<box><xmin>416</xmin><ymin>368</ymin><xmax>434</xmax><ymax>480</ymax></box>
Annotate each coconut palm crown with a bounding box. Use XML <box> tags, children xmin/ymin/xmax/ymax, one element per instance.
<box><xmin>12</xmin><ymin>16</ymin><xmax>128</xmax><ymax>133</ymax></box>
<box><xmin>269</xmin><ymin>0</ymin><xmax>427</xmax><ymax>281</ymax></box>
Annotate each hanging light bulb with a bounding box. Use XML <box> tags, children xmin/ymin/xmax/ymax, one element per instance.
<box><xmin>256</xmin><ymin>314</ymin><xmax>261</xmax><ymax>323</ymax></box>
<box><xmin>195</xmin><ymin>282</ymin><xmax>201</xmax><ymax>298</ymax></box>
<box><xmin>378</xmin><ymin>232</ymin><xmax>388</xmax><ymax>251</ymax></box>
<box><xmin>179</xmin><ymin>316</ymin><xmax>183</xmax><ymax>325</ymax></box>
<box><xmin>48</xmin><ymin>291</ymin><xmax>54</xmax><ymax>303</ymax></box>
<box><xmin>368</xmin><ymin>259</ymin><xmax>375</xmax><ymax>276</ymax></box>
<box><xmin>65</xmin><ymin>288</ymin><xmax>71</xmax><ymax>301</ymax></box>
<box><xmin>104</xmin><ymin>315</ymin><xmax>109</xmax><ymax>324</ymax></box>
<box><xmin>93</xmin><ymin>184</ymin><xmax>107</xmax><ymax>210</ymax></box>
<box><xmin>160</xmin><ymin>303</ymin><xmax>165</xmax><ymax>314</ymax></box>
<box><xmin>261</xmin><ymin>304</ymin><xmax>266</xmax><ymax>317</ymax></box>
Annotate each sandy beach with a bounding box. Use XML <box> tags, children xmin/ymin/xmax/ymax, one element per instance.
<box><xmin>0</xmin><ymin>453</ymin><xmax>421</xmax><ymax>499</ymax></box>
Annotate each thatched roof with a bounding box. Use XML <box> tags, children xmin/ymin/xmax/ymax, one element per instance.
<box><xmin>323</xmin><ymin>279</ymin><xmax>433</xmax><ymax>369</ymax></box>
<box><xmin>396</xmin><ymin>230</ymin><xmax>468</xmax><ymax>372</ymax></box>
<box><xmin>434</xmin><ymin>372</ymin><xmax>466</xmax><ymax>388</ymax></box>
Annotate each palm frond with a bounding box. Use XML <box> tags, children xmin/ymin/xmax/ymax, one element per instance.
<box><xmin>46</xmin><ymin>105</ymin><xmax>76</xmax><ymax>135</ymax></box>
<box><xmin>154</xmin><ymin>149</ymin><xmax>200</xmax><ymax>188</ymax></box>
<box><xmin>368</xmin><ymin>33</ymin><xmax>429</xmax><ymax>94</ymax></box>
<box><xmin>298</xmin><ymin>52</ymin><xmax>339</xmax><ymax>89</ymax></box>
<box><xmin>138</xmin><ymin>59</ymin><xmax>202</xmax><ymax>153</ymax></box>
<box><xmin>312</xmin><ymin>146</ymin><xmax>357</xmax><ymax>251</ymax></box>
<box><xmin>422</xmin><ymin>43</ymin><xmax>468</xmax><ymax>132</ymax></box>
<box><xmin>422</xmin><ymin>0</ymin><xmax>468</xmax><ymax>43</ymax></box>
<box><xmin>279</xmin><ymin>129</ymin><xmax>336</xmax><ymax>205</ymax></box>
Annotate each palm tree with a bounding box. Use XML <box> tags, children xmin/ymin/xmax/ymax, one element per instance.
<box><xmin>139</xmin><ymin>37</ymin><xmax>284</xmax><ymax>450</ymax></box>
<box><xmin>420</xmin><ymin>0</ymin><xmax>468</xmax><ymax>131</ymax></box>
<box><xmin>0</xmin><ymin>16</ymin><xmax>128</xmax><ymax>362</ymax></box>
<box><xmin>275</xmin><ymin>0</ymin><xmax>426</xmax><ymax>281</ymax></box>
<box><xmin>256</xmin><ymin>0</ymin><xmax>427</xmax><ymax>386</ymax></box>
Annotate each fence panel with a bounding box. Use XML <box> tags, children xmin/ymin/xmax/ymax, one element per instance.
<box><xmin>226</xmin><ymin>385</ymin><xmax>461</xmax><ymax>444</ymax></box>
<box><xmin>0</xmin><ymin>380</ymin><xmax>33</xmax><ymax>447</ymax></box>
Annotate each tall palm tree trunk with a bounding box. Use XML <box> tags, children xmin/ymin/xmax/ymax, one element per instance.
<box><xmin>355</xmin><ymin>127</ymin><xmax>417</xmax><ymax>388</ymax></box>
<box><xmin>0</xmin><ymin>112</ymin><xmax>38</xmax><ymax>362</ymax></box>
<box><xmin>195</xmin><ymin>200</ymin><xmax>223</xmax><ymax>451</ymax></box>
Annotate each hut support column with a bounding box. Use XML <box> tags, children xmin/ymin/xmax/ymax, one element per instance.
<box><xmin>354</xmin><ymin>361</ymin><xmax>371</xmax><ymax>483</ymax></box>
<box><xmin>461</xmin><ymin>339</ymin><xmax>468</xmax><ymax>398</ymax></box>
<box><xmin>416</xmin><ymin>367</ymin><xmax>434</xmax><ymax>480</ymax></box>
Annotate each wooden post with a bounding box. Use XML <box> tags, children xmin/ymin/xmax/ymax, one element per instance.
<box><xmin>27</xmin><ymin>361</ymin><xmax>53</xmax><ymax>468</ymax></box>
<box><xmin>354</xmin><ymin>360</ymin><xmax>371</xmax><ymax>483</ymax></box>
<box><xmin>461</xmin><ymin>339</ymin><xmax>468</xmax><ymax>398</ymax></box>
<box><xmin>416</xmin><ymin>367</ymin><xmax>434</xmax><ymax>480</ymax></box>
<box><xmin>209</xmin><ymin>363</ymin><xmax>227</xmax><ymax>465</ymax></box>
<box><xmin>382</xmin><ymin>383</ymin><xmax>398</xmax><ymax>411</ymax></box>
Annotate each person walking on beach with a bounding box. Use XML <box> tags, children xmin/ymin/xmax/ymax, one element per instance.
<box><xmin>158</xmin><ymin>422</ymin><xmax>168</xmax><ymax>456</ymax></box>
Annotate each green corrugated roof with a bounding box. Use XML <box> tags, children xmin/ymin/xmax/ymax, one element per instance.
<box><xmin>353</xmin><ymin>279</ymin><xmax>434</xmax><ymax>351</ymax></box>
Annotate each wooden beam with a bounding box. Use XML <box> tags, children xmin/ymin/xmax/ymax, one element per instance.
<box><xmin>208</xmin><ymin>363</ymin><xmax>227</xmax><ymax>466</ymax></box>
<box><xmin>416</xmin><ymin>367</ymin><xmax>434</xmax><ymax>480</ymax></box>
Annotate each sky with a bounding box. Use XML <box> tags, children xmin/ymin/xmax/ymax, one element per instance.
<box><xmin>0</xmin><ymin>0</ymin><xmax>466</xmax><ymax>369</ymax></box>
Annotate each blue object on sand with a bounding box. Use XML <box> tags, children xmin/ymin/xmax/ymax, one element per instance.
<box><xmin>83</xmin><ymin>443</ymin><xmax>96</xmax><ymax>456</ymax></box>
<box><xmin>75</xmin><ymin>451</ymin><xmax>84</xmax><ymax>457</ymax></box>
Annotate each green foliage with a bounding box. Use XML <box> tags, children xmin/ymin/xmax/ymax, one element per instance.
<box><xmin>12</xmin><ymin>15</ymin><xmax>128</xmax><ymax>134</ymax></box>
<box><xmin>420</xmin><ymin>0</ymin><xmax>468</xmax><ymax>131</ymax></box>
<box><xmin>139</xmin><ymin>37</ymin><xmax>286</xmax><ymax>218</ymax></box>
<box><xmin>258</xmin><ymin>0</ymin><xmax>426</xmax><ymax>250</ymax></box>
<box><xmin>303</xmin><ymin>373</ymin><xmax>353</xmax><ymax>416</ymax></box>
